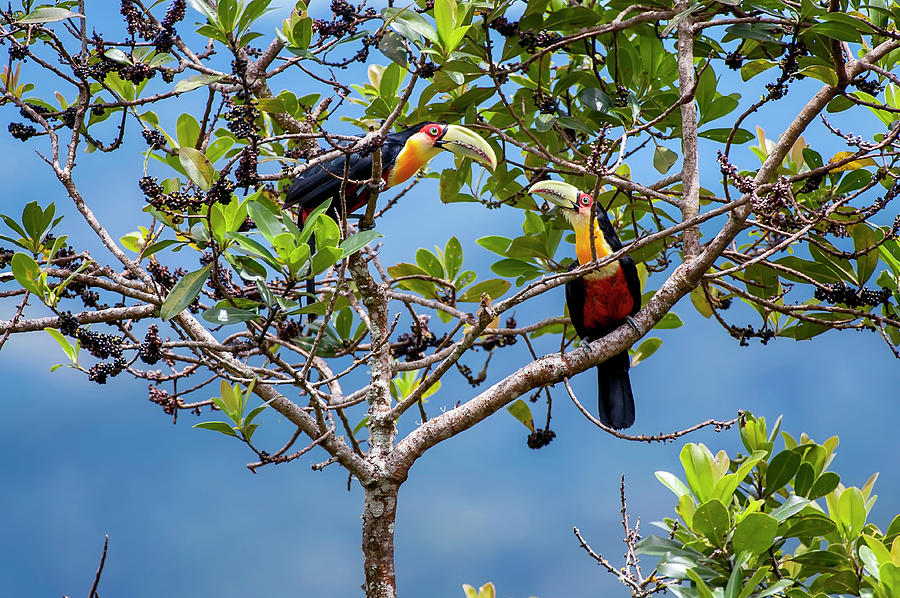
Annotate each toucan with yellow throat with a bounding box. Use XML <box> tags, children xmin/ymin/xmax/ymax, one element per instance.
<box><xmin>284</xmin><ymin>122</ymin><xmax>497</xmax><ymax>219</ymax></box>
<box><xmin>529</xmin><ymin>180</ymin><xmax>641</xmax><ymax>430</ymax></box>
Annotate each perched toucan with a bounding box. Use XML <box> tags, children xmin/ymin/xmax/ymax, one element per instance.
<box><xmin>284</xmin><ymin>122</ymin><xmax>495</xmax><ymax>313</ymax></box>
<box><xmin>529</xmin><ymin>181</ymin><xmax>642</xmax><ymax>430</ymax></box>
<box><xmin>284</xmin><ymin>122</ymin><xmax>497</xmax><ymax>219</ymax></box>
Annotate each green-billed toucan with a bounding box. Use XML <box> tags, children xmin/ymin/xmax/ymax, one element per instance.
<box><xmin>284</xmin><ymin>122</ymin><xmax>497</xmax><ymax>219</ymax></box>
<box><xmin>284</xmin><ymin>122</ymin><xmax>496</xmax><ymax>313</ymax></box>
<box><xmin>529</xmin><ymin>180</ymin><xmax>642</xmax><ymax>430</ymax></box>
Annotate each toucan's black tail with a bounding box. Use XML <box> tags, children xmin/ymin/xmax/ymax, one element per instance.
<box><xmin>596</xmin><ymin>351</ymin><xmax>635</xmax><ymax>429</ymax></box>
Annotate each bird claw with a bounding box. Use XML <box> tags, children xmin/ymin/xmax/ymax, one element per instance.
<box><xmin>625</xmin><ymin>315</ymin><xmax>640</xmax><ymax>334</ymax></box>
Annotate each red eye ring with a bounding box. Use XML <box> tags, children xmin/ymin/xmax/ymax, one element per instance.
<box><xmin>580</xmin><ymin>194</ymin><xmax>592</xmax><ymax>206</ymax></box>
<box><xmin>429</xmin><ymin>126</ymin><xmax>440</xmax><ymax>136</ymax></box>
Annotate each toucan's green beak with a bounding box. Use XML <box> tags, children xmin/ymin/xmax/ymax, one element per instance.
<box><xmin>437</xmin><ymin>125</ymin><xmax>497</xmax><ymax>171</ymax></box>
<box><xmin>528</xmin><ymin>180</ymin><xmax>579</xmax><ymax>210</ymax></box>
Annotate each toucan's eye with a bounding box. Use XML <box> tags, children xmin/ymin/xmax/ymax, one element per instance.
<box><xmin>429</xmin><ymin>126</ymin><xmax>440</xmax><ymax>136</ymax></box>
<box><xmin>580</xmin><ymin>195</ymin><xmax>592</xmax><ymax>206</ymax></box>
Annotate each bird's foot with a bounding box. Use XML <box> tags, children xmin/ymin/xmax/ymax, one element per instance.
<box><xmin>625</xmin><ymin>316</ymin><xmax>641</xmax><ymax>334</ymax></box>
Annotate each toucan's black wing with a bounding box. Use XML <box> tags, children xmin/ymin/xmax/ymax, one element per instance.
<box><xmin>592</xmin><ymin>204</ymin><xmax>641</xmax><ymax>316</ymax></box>
<box><xmin>565</xmin><ymin>263</ymin><xmax>589</xmax><ymax>341</ymax></box>
<box><xmin>284</xmin><ymin>152</ymin><xmax>373</xmax><ymax>213</ymax></box>
<box><xmin>621</xmin><ymin>255</ymin><xmax>642</xmax><ymax>316</ymax></box>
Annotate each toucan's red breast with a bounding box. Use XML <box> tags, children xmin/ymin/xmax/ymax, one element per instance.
<box><xmin>580</xmin><ymin>265</ymin><xmax>635</xmax><ymax>330</ymax></box>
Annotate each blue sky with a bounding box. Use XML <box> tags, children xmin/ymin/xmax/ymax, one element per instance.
<box><xmin>1</xmin><ymin>2</ymin><xmax>898</xmax><ymax>597</ymax></box>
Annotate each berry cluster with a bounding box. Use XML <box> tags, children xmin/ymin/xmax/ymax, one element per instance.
<box><xmin>517</xmin><ymin>30</ymin><xmax>561</xmax><ymax>53</ymax></box>
<box><xmin>120</xmin><ymin>0</ymin><xmax>157</xmax><ymax>40</ymax></box>
<box><xmin>752</xmin><ymin>177</ymin><xmax>792</xmax><ymax>228</ymax></box>
<box><xmin>76</xmin><ymin>329</ymin><xmax>124</xmax><ymax>360</ymax></box>
<box><xmin>488</xmin><ymin>16</ymin><xmax>519</xmax><ymax>37</ymax></box>
<box><xmin>153</xmin><ymin>0</ymin><xmax>186</xmax><ymax>53</ymax></box>
<box><xmin>142</xmin><ymin>129</ymin><xmax>167</xmax><ymax>149</ymax></box>
<box><xmin>799</xmin><ymin>174</ymin><xmax>823</xmax><ymax>194</ymax></box>
<box><xmin>206</xmin><ymin>175</ymin><xmax>236</xmax><ymax>205</ymax></box>
<box><xmin>393</xmin><ymin>317</ymin><xmax>440</xmax><ymax>361</ymax></box>
<box><xmin>235</xmin><ymin>147</ymin><xmax>259</xmax><ymax>188</ymax></box>
<box><xmin>0</xmin><ymin>248</ymin><xmax>13</xmax><ymax>269</ymax></box>
<box><xmin>8</xmin><ymin>122</ymin><xmax>37</xmax><ymax>141</ymax></box>
<box><xmin>72</xmin><ymin>49</ymin><xmax>161</xmax><ymax>86</ymax></box>
<box><xmin>20</xmin><ymin>104</ymin><xmax>51</xmax><ymax>123</ymax></box>
<box><xmin>418</xmin><ymin>62</ymin><xmax>438</xmax><ymax>79</ymax></box>
<box><xmin>9</xmin><ymin>42</ymin><xmax>27</xmax><ymax>60</ymax></box>
<box><xmin>724</xmin><ymin>51</ymin><xmax>743</xmax><ymax>70</ymax></box>
<box><xmin>148</xmin><ymin>260</ymin><xmax>182</xmax><ymax>290</ymax></box>
<box><xmin>224</xmin><ymin>101</ymin><xmax>260</xmax><ymax>140</ymax></box>
<box><xmin>149</xmin><ymin>385</ymin><xmax>179</xmax><ymax>416</ymax></box>
<box><xmin>729</xmin><ymin>324</ymin><xmax>776</xmax><ymax>347</ymax></box>
<box><xmin>139</xmin><ymin>325</ymin><xmax>163</xmax><ymax>364</ymax></box>
<box><xmin>534</xmin><ymin>93</ymin><xmax>557</xmax><ymax>114</ymax></box>
<box><xmin>480</xmin><ymin>315</ymin><xmax>518</xmax><ymax>352</ymax></box>
<box><xmin>313</xmin><ymin>0</ymin><xmax>373</xmax><ymax>39</ymax></box>
<box><xmin>527</xmin><ymin>428</ymin><xmax>556</xmax><ymax>449</ymax></box>
<box><xmin>277</xmin><ymin>318</ymin><xmax>302</xmax><ymax>341</ymax></box>
<box><xmin>119</xmin><ymin>62</ymin><xmax>156</xmax><ymax>84</ymax></box>
<box><xmin>814</xmin><ymin>282</ymin><xmax>891</xmax><ymax>308</ymax></box>
<box><xmin>853</xmin><ymin>77</ymin><xmax>883</xmax><ymax>96</ymax></box>
<box><xmin>717</xmin><ymin>152</ymin><xmax>756</xmax><ymax>194</ymax></box>
<box><xmin>613</xmin><ymin>85</ymin><xmax>629</xmax><ymax>108</ymax></box>
<box><xmin>764</xmin><ymin>36</ymin><xmax>808</xmax><ymax>101</ymax></box>
<box><xmin>88</xmin><ymin>358</ymin><xmax>127</xmax><ymax>384</ymax></box>
<box><xmin>57</xmin><ymin>312</ymin><xmax>80</xmax><ymax>337</ymax></box>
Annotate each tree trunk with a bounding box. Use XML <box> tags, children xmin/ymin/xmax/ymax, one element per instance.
<box><xmin>362</xmin><ymin>480</ymin><xmax>400</xmax><ymax>598</ymax></box>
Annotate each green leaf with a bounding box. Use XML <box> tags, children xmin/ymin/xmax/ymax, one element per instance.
<box><xmin>340</xmin><ymin>230</ymin><xmax>383</xmax><ymax>256</ymax></box>
<box><xmin>477</xmin><ymin>236</ymin><xmax>512</xmax><ymax>256</ymax></box>
<box><xmin>653</xmin><ymin>146</ymin><xmax>678</xmax><ymax>174</ymax></box>
<box><xmin>311</xmin><ymin>246</ymin><xmax>344</xmax><ymax>275</ymax></box>
<box><xmin>782</xmin><ymin>513</ymin><xmax>836</xmax><ymax>539</ymax></box>
<box><xmin>457</xmin><ymin>279</ymin><xmax>510</xmax><ymax>302</ymax></box>
<box><xmin>246</xmin><ymin>201</ymin><xmax>285</xmax><ymax>244</ymax></box>
<box><xmin>416</xmin><ymin>248</ymin><xmax>445</xmax><ymax>278</ymax></box>
<box><xmin>193</xmin><ymin>421</ymin><xmax>238</xmax><ymax>437</ymax></box>
<box><xmin>506</xmin><ymin>399</ymin><xmax>535</xmax><ymax>432</ymax></box>
<box><xmin>808</xmin><ymin>471</ymin><xmax>840</xmax><ymax>500</ymax></box>
<box><xmin>690</xmin><ymin>286</ymin><xmax>713</xmax><ymax>318</ymax></box>
<box><xmin>444</xmin><ymin>237</ymin><xmax>463</xmax><ymax>281</ymax></box>
<box><xmin>160</xmin><ymin>264</ymin><xmax>212</xmax><ymax>321</ymax></box>
<box><xmin>685</xmin><ymin>568</ymin><xmax>715</xmax><ymax>598</ymax></box>
<box><xmin>790</xmin><ymin>549</ymin><xmax>851</xmax><ymax>568</ymax></box>
<box><xmin>490</xmin><ymin>258</ymin><xmax>539</xmax><ymax>279</ymax></box>
<box><xmin>852</xmin><ymin>223</ymin><xmax>883</xmax><ymax>286</ymax></box>
<box><xmin>44</xmin><ymin>327</ymin><xmax>77</xmax><ymax>362</ymax></box>
<box><xmin>766</xmin><ymin>450</ymin><xmax>801</xmax><ymax>496</ymax></box>
<box><xmin>768</xmin><ymin>495</ymin><xmax>809</xmax><ymax>522</ymax></box>
<box><xmin>175</xmin><ymin>113</ymin><xmax>201</xmax><ymax>148</ymax></box>
<box><xmin>680</xmin><ymin>443</ymin><xmax>716</xmax><ymax>502</ymax></box>
<box><xmin>18</xmin><ymin>7</ymin><xmax>83</xmax><ymax>23</ymax></box>
<box><xmin>382</xmin><ymin>7</ymin><xmax>439</xmax><ymax>44</ymax></box>
<box><xmin>656</xmin><ymin>470</ymin><xmax>692</xmax><ymax>499</ymax></box>
<box><xmin>10</xmin><ymin>252</ymin><xmax>43</xmax><ymax>296</ymax></box>
<box><xmin>174</xmin><ymin>74</ymin><xmax>225</xmax><ymax>93</ymax></box>
<box><xmin>732</xmin><ymin>512</ymin><xmax>778</xmax><ymax>555</ymax></box>
<box><xmin>631</xmin><ymin>337</ymin><xmax>662</xmax><ymax>366</ymax></box>
<box><xmin>177</xmin><ymin>147</ymin><xmax>215</xmax><ymax>190</ymax></box>
<box><xmin>578</xmin><ymin>88</ymin><xmax>611</xmax><ymax>113</ymax></box>
<box><xmin>186</xmin><ymin>0</ymin><xmax>218</xmax><ymax>22</ymax></box>
<box><xmin>837</xmin><ymin>486</ymin><xmax>867</xmax><ymax>539</ymax></box>
<box><xmin>692</xmin><ymin>499</ymin><xmax>730</xmax><ymax>546</ymax></box>
<box><xmin>654</xmin><ymin>312</ymin><xmax>684</xmax><ymax>330</ymax></box>
<box><xmin>201</xmin><ymin>306</ymin><xmax>260</xmax><ymax>324</ymax></box>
